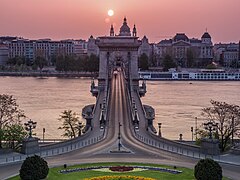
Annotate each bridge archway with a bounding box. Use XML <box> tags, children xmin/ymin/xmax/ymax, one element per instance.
<box><xmin>96</xmin><ymin>37</ymin><xmax>141</xmax><ymax>92</ymax></box>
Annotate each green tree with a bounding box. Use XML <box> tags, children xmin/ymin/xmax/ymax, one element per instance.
<box><xmin>162</xmin><ymin>54</ymin><xmax>176</xmax><ymax>71</ymax></box>
<box><xmin>230</xmin><ymin>59</ymin><xmax>240</xmax><ymax>68</ymax></box>
<box><xmin>20</xmin><ymin>155</ymin><xmax>49</xmax><ymax>180</ymax></box>
<box><xmin>3</xmin><ymin>123</ymin><xmax>27</xmax><ymax>149</ymax></box>
<box><xmin>139</xmin><ymin>53</ymin><xmax>149</xmax><ymax>70</ymax></box>
<box><xmin>0</xmin><ymin>94</ymin><xmax>25</xmax><ymax>148</ymax></box>
<box><xmin>7</xmin><ymin>56</ymin><xmax>25</xmax><ymax>66</ymax></box>
<box><xmin>87</xmin><ymin>54</ymin><xmax>99</xmax><ymax>73</ymax></box>
<box><xmin>35</xmin><ymin>56</ymin><xmax>47</xmax><ymax>73</ymax></box>
<box><xmin>194</xmin><ymin>158</ymin><xmax>222</xmax><ymax>180</ymax></box>
<box><xmin>58</xmin><ymin>110</ymin><xmax>84</xmax><ymax>138</ymax></box>
<box><xmin>206</xmin><ymin>63</ymin><xmax>217</xmax><ymax>69</ymax></box>
<box><xmin>55</xmin><ymin>54</ymin><xmax>65</xmax><ymax>71</ymax></box>
<box><xmin>201</xmin><ymin>100</ymin><xmax>240</xmax><ymax>152</ymax></box>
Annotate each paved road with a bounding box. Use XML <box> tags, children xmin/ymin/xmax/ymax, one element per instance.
<box><xmin>0</xmin><ymin>70</ymin><xmax>240</xmax><ymax>180</ymax></box>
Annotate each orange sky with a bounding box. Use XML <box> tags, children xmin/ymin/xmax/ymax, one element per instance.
<box><xmin>0</xmin><ymin>0</ymin><xmax>239</xmax><ymax>43</ymax></box>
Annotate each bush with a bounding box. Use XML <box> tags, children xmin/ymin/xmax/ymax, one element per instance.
<box><xmin>194</xmin><ymin>158</ymin><xmax>222</xmax><ymax>180</ymax></box>
<box><xmin>20</xmin><ymin>155</ymin><xmax>49</xmax><ymax>180</ymax></box>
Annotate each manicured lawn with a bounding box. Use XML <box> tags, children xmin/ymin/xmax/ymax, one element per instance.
<box><xmin>9</xmin><ymin>162</ymin><xmax>227</xmax><ymax>180</ymax></box>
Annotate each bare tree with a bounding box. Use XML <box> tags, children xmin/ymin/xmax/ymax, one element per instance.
<box><xmin>58</xmin><ymin>110</ymin><xmax>84</xmax><ymax>138</ymax></box>
<box><xmin>202</xmin><ymin>100</ymin><xmax>240</xmax><ymax>152</ymax></box>
<box><xmin>0</xmin><ymin>94</ymin><xmax>25</xmax><ymax>148</ymax></box>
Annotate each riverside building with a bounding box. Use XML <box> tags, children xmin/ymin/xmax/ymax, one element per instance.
<box><xmin>8</xmin><ymin>38</ymin><xmax>74</xmax><ymax>64</ymax></box>
<box><xmin>0</xmin><ymin>44</ymin><xmax>8</xmax><ymax>65</ymax></box>
<box><xmin>156</xmin><ymin>32</ymin><xmax>213</xmax><ymax>67</ymax></box>
<box><xmin>213</xmin><ymin>42</ymin><xmax>240</xmax><ymax>67</ymax></box>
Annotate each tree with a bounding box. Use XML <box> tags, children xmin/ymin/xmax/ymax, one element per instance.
<box><xmin>87</xmin><ymin>54</ymin><xmax>99</xmax><ymax>73</ymax></box>
<box><xmin>162</xmin><ymin>54</ymin><xmax>176</xmax><ymax>71</ymax></box>
<box><xmin>201</xmin><ymin>100</ymin><xmax>240</xmax><ymax>152</ymax></box>
<box><xmin>0</xmin><ymin>94</ymin><xmax>25</xmax><ymax>148</ymax></box>
<box><xmin>206</xmin><ymin>63</ymin><xmax>217</xmax><ymax>69</ymax></box>
<box><xmin>20</xmin><ymin>155</ymin><xmax>49</xmax><ymax>180</ymax></box>
<box><xmin>58</xmin><ymin>110</ymin><xmax>84</xmax><ymax>138</ymax></box>
<box><xmin>35</xmin><ymin>56</ymin><xmax>47</xmax><ymax>73</ymax></box>
<box><xmin>139</xmin><ymin>53</ymin><xmax>149</xmax><ymax>70</ymax></box>
<box><xmin>7</xmin><ymin>56</ymin><xmax>25</xmax><ymax>66</ymax></box>
<box><xmin>3</xmin><ymin>123</ymin><xmax>27</xmax><ymax>150</ymax></box>
<box><xmin>194</xmin><ymin>158</ymin><xmax>222</xmax><ymax>180</ymax></box>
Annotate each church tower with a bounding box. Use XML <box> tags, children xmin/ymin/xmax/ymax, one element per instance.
<box><xmin>110</xmin><ymin>24</ymin><xmax>114</xmax><ymax>36</ymax></box>
<box><xmin>132</xmin><ymin>24</ymin><xmax>137</xmax><ymax>37</ymax></box>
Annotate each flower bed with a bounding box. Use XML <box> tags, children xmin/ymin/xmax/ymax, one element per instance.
<box><xmin>84</xmin><ymin>175</ymin><xmax>156</xmax><ymax>180</ymax></box>
<box><xmin>59</xmin><ymin>165</ymin><xmax>182</xmax><ymax>174</ymax></box>
<box><xmin>109</xmin><ymin>166</ymin><xmax>134</xmax><ymax>172</ymax></box>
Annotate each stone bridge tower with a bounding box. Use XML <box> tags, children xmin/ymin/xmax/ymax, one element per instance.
<box><xmin>96</xmin><ymin>17</ymin><xmax>141</xmax><ymax>92</ymax></box>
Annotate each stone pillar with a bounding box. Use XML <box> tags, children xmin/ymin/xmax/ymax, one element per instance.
<box><xmin>201</xmin><ymin>138</ymin><xmax>220</xmax><ymax>155</ymax></box>
<box><xmin>21</xmin><ymin>137</ymin><xmax>40</xmax><ymax>154</ymax></box>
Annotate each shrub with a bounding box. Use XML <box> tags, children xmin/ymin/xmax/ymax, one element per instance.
<box><xmin>194</xmin><ymin>158</ymin><xmax>222</xmax><ymax>180</ymax></box>
<box><xmin>20</xmin><ymin>155</ymin><xmax>49</xmax><ymax>180</ymax></box>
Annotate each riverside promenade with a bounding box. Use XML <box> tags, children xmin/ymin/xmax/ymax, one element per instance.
<box><xmin>0</xmin><ymin>70</ymin><xmax>98</xmax><ymax>77</ymax></box>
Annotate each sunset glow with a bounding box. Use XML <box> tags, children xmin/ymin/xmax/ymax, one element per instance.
<box><xmin>0</xmin><ymin>0</ymin><xmax>239</xmax><ymax>43</ymax></box>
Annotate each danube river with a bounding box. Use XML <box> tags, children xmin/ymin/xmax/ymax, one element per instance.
<box><xmin>0</xmin><ymin>76</ymin><xmax>239</xmax><ymax>140</ymax></box>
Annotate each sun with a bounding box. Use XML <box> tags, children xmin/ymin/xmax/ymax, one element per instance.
<box><xmin>108</xmin><ymin>9</ymin><xmax>114</xmax><ymax>17</ymax></box>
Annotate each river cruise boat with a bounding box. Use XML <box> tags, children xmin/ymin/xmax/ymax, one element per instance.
<box><xmin>139</xmin><ymin>69</ymin><xmax>240</xmax><ymax>81</ymax></box>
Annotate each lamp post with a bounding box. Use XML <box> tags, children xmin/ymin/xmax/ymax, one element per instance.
<box><xmin>43</xmin><ymin>128</ymin><xmax>45</xmax><ymax>142</ymax></box>
<box><xmin>118</xmin><ymin>122</ymin><xmax>122</xmax><ymax>151</ymax></box>
<box><xmin>100</xmin><ymin>111</ymin><xmax>105</xmax><ymax>126</ymax></box>
<box><xmin>158</xmin><ymin>123</ymin><xmax>162</xmax><ymax>137</ymax></box>
<box><xmin>195</xmin><ymin>117</ymin><xmax>198</xmax><ymax>140</ymax></box>
<box><xmin>232</xmin><ymin>117</ymin><xmax>235</xmax><ymax>145</ymax></box>
<box><xmin>78</xmin><ymin>122</ymin><xmax>83</xmax><ymax>136</ymax></box>
<box><xmin>204</xmin><ymin>121</ymin><xmax>218</xmax><ymax>139</ymax></box>
<box><xmin>191</xmin><ymin>127</ymin><xmax>194</xmax><ymax>142</ymax></box>
<box><xmin>24</xmin><ymin>119</ymin><xmax>37</xmax><ymax>138</ymax></box>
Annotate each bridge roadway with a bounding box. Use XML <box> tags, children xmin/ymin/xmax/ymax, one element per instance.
<box><xmin>0</xmin><ymin>70</ymin><xmax>240</xmax><ymax>179</ymax></box>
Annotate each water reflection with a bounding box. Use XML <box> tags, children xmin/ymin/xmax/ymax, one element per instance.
<box><xmin>0</xmin><ymin>77</ymin><xmax>239</xmax><ymax>140</ymax></box>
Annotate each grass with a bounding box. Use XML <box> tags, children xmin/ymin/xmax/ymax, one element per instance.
<box><xmin>8</xmin><ymin>162</ymin><xmax>228</xmax><ymax>180</ymax></box>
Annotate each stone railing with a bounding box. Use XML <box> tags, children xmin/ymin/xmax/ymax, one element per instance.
<box><xmin>0</xmin><ymin>131</ymin><xmax>104</xmax><ymax>165</ymax></box>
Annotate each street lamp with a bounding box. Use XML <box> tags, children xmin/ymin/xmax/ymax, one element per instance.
<box><xmin>203</xmin><ymin>121</ymin><xmax>218</xmax><ymax>139</ymax></box>
<box><xmin>158</xmin><ymin>123</ymin><xmax>162</xmax><ymax>137</ymax></box>
<box><xmin>191</xmin><ymin>127</ymin><xmax>194</xmax><ymax>142</ymax></box>
<box><xmin>118</xmin><ymin>122</ymin><xmax>122</xmax><ymax>151</ymax></box>
<box><xmin>232</xmin><ymin>117</ymin><xmax>235</xmax><ymax>145</ymax></box>
<box><xmin>24</xmin><ymin>119</ymin><xmax>37</xmax><ymax>138</ymax></box>
<box><xmin>78</xmin><ymin>122</ymin><xmax>83</xmax><ymax>136</ymax></box>
<box><xmin>195</xmin><ymin>117</ymin><xmax>198</xmax><ymax>140</ymax></box>
<box><xmin>43</xmin><ymin>128</ymin><xmax>45</xmax><ymax>142</ymax></box>
<box><xmin>100</xmin><ymin>111</ymin><xmax>105</xmax><ymax>126</ymax></box>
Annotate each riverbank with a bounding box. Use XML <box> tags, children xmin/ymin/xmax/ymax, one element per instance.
<box><xmin>0</xmin><ymin>71</ymin><xmax>98</xmax><ymax>78</ymax></box>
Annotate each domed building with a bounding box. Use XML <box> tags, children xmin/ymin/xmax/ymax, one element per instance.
<box><xmin>157</xmin><ymin>31</ymin><xmax>213</xmax><ymax>67</ymax></box>
<box><xmin>109</xmin><ymin>17</ymin><xmax>138</xmax><ymax>37</ymax></box>
<box><xmin>201</xmin><ymin>32</ymin><xmax>212</xmax><ymax>43</ymax></box>
<box><xmin>119</xmin><ymin>17</ymin><xmax>131</xmax><ymax>36</ymax></box>
<box><xmin>95</xmin><ymin>17</ymin><xmax>142</xmax><ymax>91</ymax></box>
<box><xmin>173</xmin><ymin>33</ymin><xmax>189</xmax><ymax>42</ymax></box>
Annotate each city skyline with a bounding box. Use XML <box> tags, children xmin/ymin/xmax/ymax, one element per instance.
<box><xmin>0</xmin><ymin>0</ymin><xmax>240</xmax><ymax>43</ymax></box>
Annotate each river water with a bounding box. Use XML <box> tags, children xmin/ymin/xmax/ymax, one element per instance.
<box><xmin>0</xmin><ymin>77</ymin><xmax>239</xmax><ymax>140</ymax></box>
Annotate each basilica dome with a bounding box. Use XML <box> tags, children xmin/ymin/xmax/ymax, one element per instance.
<box><xmin>119</xmin><ymin>17</ymin><xmax>131</xmax><ymax>36</ymax></box>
